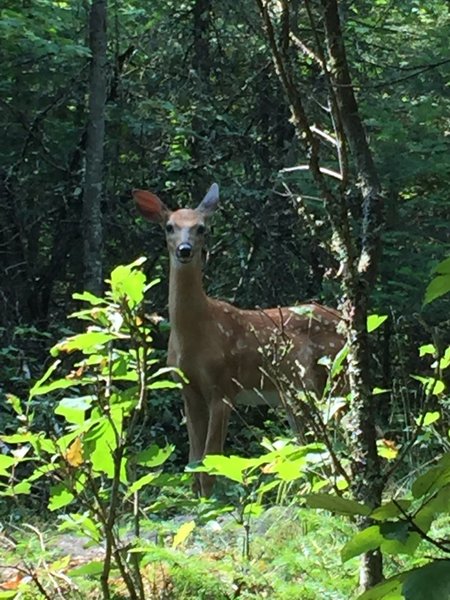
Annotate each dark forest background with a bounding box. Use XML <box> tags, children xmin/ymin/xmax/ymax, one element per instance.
<box><xmin>1</xmin><ymin>0</ymin><xmax>449</xmax><ymax>446</ymax></box>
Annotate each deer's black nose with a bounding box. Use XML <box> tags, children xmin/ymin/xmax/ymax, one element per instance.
<box><xmin>176</xmin><ymin>243</ymin><xmax>193</xmax><ymax>261</ymax></box>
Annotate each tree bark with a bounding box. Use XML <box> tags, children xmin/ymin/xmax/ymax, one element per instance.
<box><xmin>82</xmin><ymin>0</ymin><xmax>107</xmax><ymax>295</ymax></box>
<box><xmin>321</xmin><ymin>0</ymin><xmax>384</xmax><ymax>587</ymax></box>
<box><xmin>255</xmin><ymin>0</ymin><xmax>384</xmax><ymax>589</ymax></box>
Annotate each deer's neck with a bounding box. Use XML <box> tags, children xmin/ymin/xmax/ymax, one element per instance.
<box><xmin>168</xmin><ymin>259</ymin><xmax>209</xmax><ymax>332</ymax></box>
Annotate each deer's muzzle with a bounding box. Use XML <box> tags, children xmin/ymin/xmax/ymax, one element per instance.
<box><xmin>176</xmin><ymin>242</ymin><xmax>193</xmax><ymax>262</ymax></box>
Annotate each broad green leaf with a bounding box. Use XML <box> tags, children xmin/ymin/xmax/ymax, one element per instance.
<box><xmin>72</xmin><ymin>291</ymin><xmax>105</xmax><ymax>305</ymax></box>
<box><xmin>402</xmin><ymin>560</ymin><xmax>450</xmax><ymax>600</ymax></box>
<box><xmin>58</xmin><ymin>513</ymin><xmax>101</xmax><ymax>542</ymax></box>
<box><xmin>367</xmin><ymin>314</ymin><xmax>388</xmax><ymax>333</ymax></box>
<box><xmin>415</xmin><ymin>484</ymin><xmax>450</xmax><ymax>517</ymax></box>
<box><xmin>373</xmin><ymin>387</ymin><xmax>390</xmax><ymax>395</ymax></box>
<box><xmin>49</xmin><ymin>484</ymin><xmax>75</xmax><ymax>511</ymax></box>
<box><xmin>0</xmin><ymin>455</ymin><xmax>16</xmax><ymax>475</ymax></box>
<box><xmin>126</xmin><ymin>472</ymin><xmax>158</xmax><ymax>496</ymax></box>
<box><xmin>2</xmin><ymin>481</ymin><xmax>31</xmax><ymax>496</ymax></box>
<box><xmin>379</xmin><ymin>522</ymin><xmax>420</xmax><ymax>555</ymax></box>
<box><xmin>341</xmin><ymin>525</ymin><xmax>383</xmax><ymax>562</ymax></box>
<box><xmin>87</xmin><ymin>421</ymin><xmax>116</xmax><ymax>478</ymax></box>
<box><xmin>440</xmin><ymin>347</ymin><xmax>450</xmax><ymax>371</ymax></box>
<box><xmin>148</xmin><ymin>380</ymin><xmax>181</xmax><ymax>390</ymax></box>
<box><xmin>331</xmin><ymin>344</ymin><xmax>349</xmax><ymax>378</ymax></box>
<box><xmin>270</xmin><ymin>456</ymin><xmax>308</xmax><ymax>481</ymax></box>
<box><xmin>30</xmin><ymin>377</ymin><xmax>80</xmax><ymax>398</ymax></box>
<box><xmin>411</xmin><ymin>375</ymin><xmax>445</xmax><ymax>396</ymax></box>
<box><xmin>68</xmin><ymin>560</ymin><xmax>104</xmax><ymax>577</ymax></box>
<box><xmin>135</xmin><ymin>444</ymin><xmax>174</xmax><ymax>467</ymax></box>
<box><xmin>371</xmin><ymin>500</ymin><xmax>412</xmax><ymax>520</ymax></box>
<box><xmin>412</xmin><ymin>454</ymin><xmax>450</xmax><ymax>499</ymax></box>
<box><xmin>243</xmin><ymin>502</ymin><xmax>264</xmax><ymax>518</ymax></box>
<box><xmin>424</xmin><ymin>274</ymin><xmax>450</xmax><ymax>304</ymax></box>
<box><xmin>55</xmin><ymin>331</ymin><xmax>118</xmax><ymax>354</ymax></box>
<box><xmin>5</xmin><ymin>394</ymin><xmax>23</xmax><ymax>415</ymax></box>
<box><xmin>110</xmin><ymin>261</ymin><xmax>146</xmax><ymax>307</ymax></box>
<box><xmin>418</xmin><ymin>411</ymin><xmax>440</xmax><ymax>426</ymax></box>
<box><xmin>419</xmin><ymin>343</ymin><xmax>436</xmax><ymax>357</ymax></box>
<box><xmin>172</xmin><ymin>520</ymin><xmax>195</xmax><ymax>549</ymax></box>
<box><xmin>433</xmin><ymin>256</ymin><xmax>450</xmax><ymax>275</ymax></box>
<box><xmin>28</xmin><ymin>464</ymin><xmax>59</xmax><ymax>482</ymax></box>
<box><xmin>55</xmin><ymin>396</ymin><xmax>93</xmax><ymax>425</ymax></box>
<box><xmin>29</xmin><ymin>359</ymin><xmax>61</xmax><ymax>397</ymax></box>
<box><xmin>377</xmin><ymin>439</ymin><xmax>399</xmax><ymax>460</ymax></box>
<box><xmin>198</xmin><ymin>455</ymin><xmax>260</xmax><ymax>483</ymax></box>
<box><xmin>306</xmin><ymin>493</ymin><xmax>371</xmax><ymax>516</ymax></box>
<box><xmin>358</xmin><ymin>575</ymin><xmax>404</xmax><ymax>599</ymax></box>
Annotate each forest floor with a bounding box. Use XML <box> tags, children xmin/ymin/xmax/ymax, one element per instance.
<box><xmin>0</xmin><ymin>506</ymin><xmax>360</xmax><ymax>599</ymax></box>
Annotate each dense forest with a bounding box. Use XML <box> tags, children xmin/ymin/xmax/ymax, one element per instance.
<box><xmin>1</xmin><ymin>1</ymin><xmax>450</xmax><ymax>598</ymax></box>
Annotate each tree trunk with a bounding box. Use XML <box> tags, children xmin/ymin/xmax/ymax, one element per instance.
<box><xmin>82</xmin><ymin>0</ymin><xmax>107</xmax><ymax>295</ymax></box>
<box><xmin>321</xmin><ymin>0</ymin><xmax>384</xmax><ymax>587</ymax></box>
<box><xmin>255</xmin><ymin>0</ymin><xmax>384</xmax><ymax>589</ymax></box>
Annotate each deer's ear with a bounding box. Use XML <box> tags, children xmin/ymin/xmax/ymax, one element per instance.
<box><xmin>132</xmin><ymin>190</ymin><xmax>170</xmax><ymax>224</ymax></box>
<box><xmin>196</xmin><ymin>183</ymin><xmax>219</xmax><ymax>216</ymax></box>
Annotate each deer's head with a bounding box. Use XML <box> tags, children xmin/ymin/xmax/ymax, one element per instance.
<box><xmin>132</xmin><ymin>184</ymin><xmax>220</xmax><ymax>266</ymax></box>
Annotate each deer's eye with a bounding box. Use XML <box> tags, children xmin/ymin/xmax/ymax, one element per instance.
<box><xmin>165</xmin><ymin>223</ymin><xmax>174</xmax><ymax>233</ymax></box>
<box><xmin>197</xmin><ymin>224</ymin><xmax>206</xmax><ymax>235</ymax></box>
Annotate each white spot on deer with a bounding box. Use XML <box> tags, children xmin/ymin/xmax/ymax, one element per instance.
<box><xmin>314</xmin><ymin>325</ymin><xmax>321</xmax><ymax>332</ymax></box>
<box><xmin>329</xmin><ymin>342</ymin><xmax>336</xmax><ymax>348</ymax></box>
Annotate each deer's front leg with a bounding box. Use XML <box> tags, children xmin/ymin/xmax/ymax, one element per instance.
<box><xmin>183</xmin><ymin>387</ymin><xmax>209</xmax><ymax>494</ymax></box>
<box><xmin>200</xmin><ymin>395</ymin><xmax>232</xmax><ymax>497</ymax></box>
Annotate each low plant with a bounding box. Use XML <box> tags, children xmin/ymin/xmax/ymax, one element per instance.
<box><xmin>0</xmin><ymin>258</ymin><xmax>184</xmax><ymax>599</ymax></box>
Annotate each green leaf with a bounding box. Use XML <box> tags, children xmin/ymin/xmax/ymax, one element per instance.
<box><xmin>402</xmin><ymin>560</ymin><xmax>450</xmax><ymax>600</ymax></box>
<box><xmin>341</xmin><ymin>525</ymin><xmax>383</xmax><ymax>562</ymax></box>
<box><xmin>432</xmin><ymin>256</ymin><xmax>450</xmax><ymax>275</ymax></box>
<box><xmin>2</xmin><ymin>481</ymin><xmax>32</xmax><ymax>496</ymax></box>
<box><xmin>197</xmin><ymin>455</ymin><xmax>260</xmax><ymax>483</ymax></box>
<box><xmin>305</xmin><ymin>493</ymin><xmax>371</xmax><ymax>516</ymax></box>
<box><xmin>371</xmin><ymin>500</ymin><xmax>412</xmax><ymax>520</ymax></box>
<box><xmin>0</xmin><ymin>591</ymin><xmax>19</xmax><ymax>599</ymax></box>
<box><xmin>55</xmin><ymin>331</ymin><xmax>118</xmax><ymax>354</ymax></box>
<box><xmin>412</xmin><ymin>453</ymin><xmax>450</xmax><ymax>499</ymax></box>
<box><xmin>331</xmin><ymin>344</ymin><xmax>349</xmax><ymax>378</ymax></box>
<box><xmin>55</xmin><ymin>396</ymin><xmax>93</xmax><ymax>425</ymax></box>
<box><xmin>49</xmin><ymin>484</ymin><xmax>75</xmax><ymax>511</ymax></box>
<box><xmin>30</xmin><ymin>377</ymin><xmax>80</xmax><ymax>398</ymax></box>
<box><xmin>126</xmin><ymin>472</ymin><xmax>158</xmax><ymax>496</ymax></box>
<box><xmin>29</xmin><ymin>359</ymin><xmax>61</xmax><ymax>397</ymax></box>
<box><xmin>172</xmin><ymin>520</ymin><xmax>196</xmax><ymax>549</ymax></box>
<box><xmin>109</xmin><ymin>258</ymin><xmax>147</xmax><ymax>308</ymax></box>
<box><xmin>424</xmin><ymin>274</ymin><xmax>450</xmax><ymax>304</ymax></box>
<box><xmin>419</xmin><ymin>343</ymin><xmax>436</xmax><ymax>357</ymax></box>
<box><xmin>411</xmin><ymin>375</ymin><xmax>445</xmax><ymax>396</ymax></box>
<box><xmin>271</xmin><ymin>456</ymin><xmax>308</xmax><ymax>481</ymax></box>
<box><xmin>0</xmin><ymin>455</ymin><xmax>16</xmax><ymax>476</ymax></box>
<box><xmin>358</xmin><ymin>575</ymin><xmax>404</xmax><ymax>599</ymax></box>
<box><xmin>367</xmin><ymin>314</ymin><xmax>388</xmax><ymax>333</ymax></box>
<box><xmin>419</xmin><ymin>411</ymin><xmax>440</xmax><ymax>426</ymax></box>
<box><xmin>68</xmin><ymin>560</ymin><xmax>104</xmax><ymax>577</ymax></box>
<box><xmin>379</xmin><ymin>522</ymin><xmax>420</xmax><ymax>556</ymax></box>
<box><xmin>135</xmin><ymin>444</ymin><xmax>174</xmax><ymax>467</ymax></box>
<box><xmin>72</xmin><ymin>291</ymin><xmax>105</xmax><ymax>305</ymax></box>
<box><xmin>5</xmin><ymin>393</ymin><xmax>23</xmax><ymax>415</ymax></box>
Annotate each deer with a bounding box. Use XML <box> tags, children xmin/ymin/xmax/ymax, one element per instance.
<box><xmin>132</xmin><ymin>183</ymin><xmax>345</xmax><ymax>496</ymax></box>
